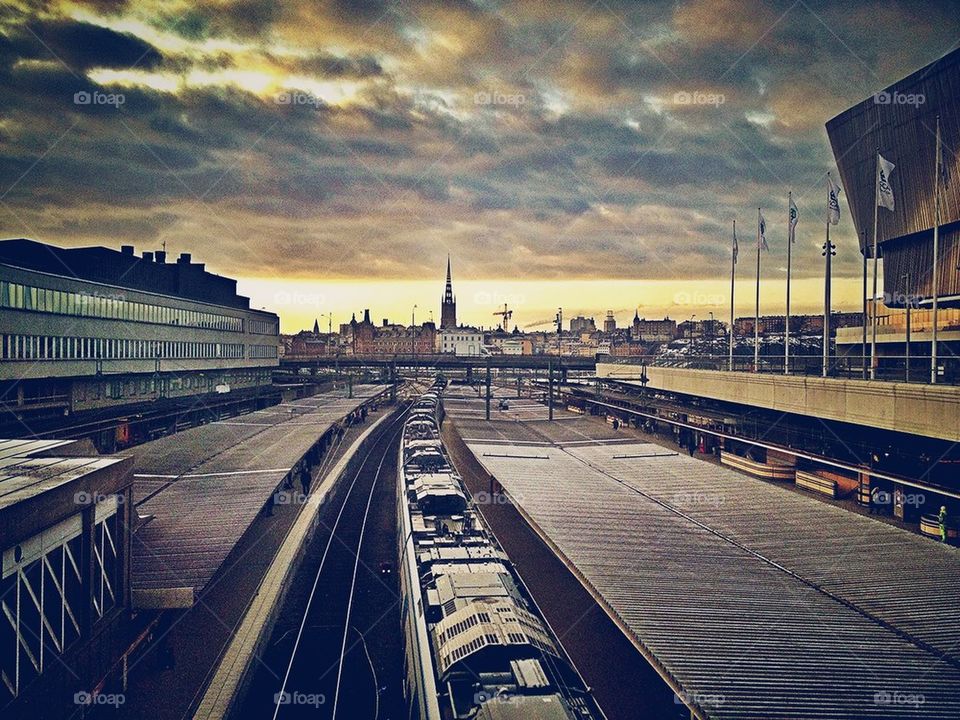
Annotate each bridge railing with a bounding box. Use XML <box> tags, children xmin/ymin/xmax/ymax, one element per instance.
<box><xmin>280</xmin><ymin>353</ymin><xmax>597</xmax><ymax>367</ymax></box>
<box><xmin>600</xmin><ymin>353</ymin><xmax>960</xmax><ymax>385</ymax></box>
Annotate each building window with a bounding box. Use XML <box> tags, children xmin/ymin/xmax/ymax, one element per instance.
<box><xmin>0</xmin><ymin>281</ymin><xmax>247</xmax><ymax>333</ymax></box>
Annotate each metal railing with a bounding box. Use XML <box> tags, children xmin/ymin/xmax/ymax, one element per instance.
<box><xmin>601</xmin><ymin>353</ymin><xmax>960</xmax><ymax>385</ymax></box>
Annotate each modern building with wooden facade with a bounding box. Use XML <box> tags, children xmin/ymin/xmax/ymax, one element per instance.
<box><xmin>826</xmin><ymin>48</ymin><xmax>960</xmax><ymax>307</ymax></box>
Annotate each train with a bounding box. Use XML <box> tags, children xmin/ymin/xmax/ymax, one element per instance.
<box><xmin>397</xmin><ymin>376</ymin><xmax>601</xmax><ymax>720</ymax></box>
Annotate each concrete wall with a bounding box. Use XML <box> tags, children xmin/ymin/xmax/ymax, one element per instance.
<box><xmin>596</xmin><ymin>364</ymin><xmax>960</xmax><ymax>442</ymax></box>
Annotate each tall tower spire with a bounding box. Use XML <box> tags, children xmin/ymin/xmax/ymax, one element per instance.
<box><xmin>440</xmin><ymin>254</ymin><xmax>457</xmax><ymax>329</ymax></box>
<box><xmin>444</xmin><ymin>254</ymin><xmax>454</xmax><ymax>302</ymax></box>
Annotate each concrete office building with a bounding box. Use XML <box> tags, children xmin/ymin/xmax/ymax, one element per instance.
<box><xmin>0</xmin><ymin>240</ymin><xmax>280</xmax><ymax>445</ymax></box>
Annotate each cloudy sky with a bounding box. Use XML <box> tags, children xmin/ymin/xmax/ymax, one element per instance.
<box><xmin>1</xmin><ymin>0</ymin><xmax>957</xmax><ymax>331</ymax></box>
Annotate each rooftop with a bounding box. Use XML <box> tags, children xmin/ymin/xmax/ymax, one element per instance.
<box><xmin>446</xmin><ymin>393</ymin><xmax>960</xmax><ymax>719</ymax></box>
<box><xmin>131</xmin><ymin>385</ymin><xmax>388</xmax><ymax>607</ymax></box>
<box><xmin>0</xmin><ymin>238</ymin><xmax>263</xmax><ymax>311</ymax></box>
<box><xmin>0</xmin><ymin>438</ymin><xmax>132</xmax><ymax>548</ymax></box>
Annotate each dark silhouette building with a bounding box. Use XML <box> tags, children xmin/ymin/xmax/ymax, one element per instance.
<box><xmin>440</xmin><ymin>256</ymin><xmax>457</xmax><ymax>329</ymax></box>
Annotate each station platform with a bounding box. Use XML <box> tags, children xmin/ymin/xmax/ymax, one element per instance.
<box><xmin>444</xmin><ymin>387</ymin><xmax>960</xmax><ymax>720</ymax></box>
<box><xmin>130</xmin><ymin>385</ymin><xmax>388</xmax><ymax>607</ymax></box>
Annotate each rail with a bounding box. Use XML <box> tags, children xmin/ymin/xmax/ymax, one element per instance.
<box><xmin>601</xmin><ymin>353</ymin><xmax>960</xmax><ymax>385</ymax></box>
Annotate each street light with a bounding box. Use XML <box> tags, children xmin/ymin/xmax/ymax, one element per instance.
<box><xmin>901</xmin><ymin>273</ymin><xmax>912</xmax><ymax>382</ymax></box>
<box><xmin>412</xmin><ymin>304</ymin><xmax>418</xmax><ymax>378</ymax></box>
<box><xmin>320</xmin><ymin>312</ymin><xmax>333</xmax><ymax>355</ymax></box>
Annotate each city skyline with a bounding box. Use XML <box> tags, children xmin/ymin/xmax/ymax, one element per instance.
<box><xmin>2</xmin><ymin>0</ymin><xmax>959</xmax><ymax>329</ymax></box>
<box><xmin>242</xmin><ymin>270</ymin><xmax>869</xmax><ymax>333</ymax></box>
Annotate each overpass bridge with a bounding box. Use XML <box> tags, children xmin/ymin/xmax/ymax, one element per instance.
<box><xmin>279</xmin><ymin>353</ymin><xmax>597</xmax><ymax>373</ymax></box>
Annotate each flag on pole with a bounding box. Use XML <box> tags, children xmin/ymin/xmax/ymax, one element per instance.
<box><xmin>827</xmin><ymin>174</ymin><xmax>841</xmax><ymax>225</ymax></box>
<box><xmin>788</xmin><ymin>195</ymin><xmax>799</xmax><ymax>242</ymax></box>
<box><xmin>733</xmin><ymin>223</ymin><xmax>739</xmax><ymax>264</ymax></box>
<box><xmin>877</xmin><ymin>153</ymin><xmax>896</xmax><ymax>211</ymax></box>
<box><xmin>758</xmin><ymin>211</ymin><xmax>768</xmax><ymax>251</ymax></box>
<box><xmin>939</xmin><ymin>133</ymin><xmax>951</xmax><ymax>190</ymax></box>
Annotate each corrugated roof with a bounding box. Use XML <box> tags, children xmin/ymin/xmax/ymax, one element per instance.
<box><xmin>131</xmin><ymin>386</ymin><xmax>388</xmax><ymax>597</ymax></box>
<box><xmin>467</xmin><ymin>441</ymin><xmax>960</xmax><ymax>719</ymax></box>
<box><xmin>444</xmin><ymin>389</ymin><xmax>960</xmax><ymax>719</ymax></box>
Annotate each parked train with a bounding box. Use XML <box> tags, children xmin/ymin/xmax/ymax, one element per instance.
<box><xmin>397</xmin><ymin>377</ymin><xmax>600</xmax><ymax>720</ymax></box>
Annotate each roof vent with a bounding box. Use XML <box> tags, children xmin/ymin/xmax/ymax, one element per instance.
<box><xmin>155</xmin><ymin>250</ymin><xmax>166</xmax><ymax>263</ymax></box>
<box><xmin>120</xmin><ymin>245</ymin><xmax>134</xmax><ymax>255</ymax></box>
<box><xmin>142</xmin><ymin>251</ymin><xmax>154</xmax><ymax>262</ymax></box>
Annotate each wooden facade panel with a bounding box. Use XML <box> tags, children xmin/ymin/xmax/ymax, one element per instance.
<box><xmin>826</xmin><ymin>49</ymin><xmax>960</xmax><ymax>306</ymax></box>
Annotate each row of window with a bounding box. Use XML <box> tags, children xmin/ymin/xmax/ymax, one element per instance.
<box><xmin>0</xmin><ymin>280</ymin><xmax>245</xmax><ymax>332</ymax></box>
<box><xmin>89</xmin><ymin>369</ymin><xmax>272</xmax><ymax>401</ymax></box>
<box><xmin>0</xmin><ymin>334</ymin><xmax>263</xmax><ymax>361</ymax></box>
<box><xmin>248</xmin><ymin>317</ymin><xmax>278</xmax><ymax>335</ymax></box>
<box><xmin>249</xmin><ymin>344</ymin><xmax>279</xmax><ymax>358</ymax></box>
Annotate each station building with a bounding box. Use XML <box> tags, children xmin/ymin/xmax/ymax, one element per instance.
<box><xmin>826</xmin><ymin>48</ymin><xmax>960</xmax><ymax>375</ymax></box>
<box><xmin>0</xmin><ymin>239</ymin><xmax>280</xmax><ymax>447</ymax></box>
<box><xmin>0</xmin><ymin>438</ymin><xmax>134</xmax><ymax>715</ymax></box>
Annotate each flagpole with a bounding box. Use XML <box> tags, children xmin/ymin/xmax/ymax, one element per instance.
<box><xmin>862</xmin><ymin>232</ymin><xmax>868</xmax><ymax>380</ymax></box>
<box><xmin>785</xmin><ymin>192</ymin><xmax>792</xmax><ymax>375</ymax></box>
<box><xmin>755</xmin><ymin>207</ymin><xmax>761</xmax><ymax>371</ymax></box>
<box><xmin>823</xmin><ymin>219</ymin><xmax>832</xmax><ymax>377</ymax></box>
<box><xmin>870</xmin><ymin>150</ymin><xmax>880</xmax><ymax>380</ymax></box>
<box><xmin>730</xmin><ymin>219</ymin><xmax>736</xmax><ymax>372</ymax></box>
<box><xmin>931</xmin><ymin>115</ymin><xmax>941</xmax><ymax>384</ymax></box>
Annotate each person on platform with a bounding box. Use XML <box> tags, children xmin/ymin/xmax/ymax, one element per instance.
<box><xmin>939</xmin><ymin>506</ymin><xmax>949</xmax><ymax>543</ymax></box>
<box><xmin>301</xmin><ymin>467</ymin><xmax>311</xmax><ymax>496</ymax></box>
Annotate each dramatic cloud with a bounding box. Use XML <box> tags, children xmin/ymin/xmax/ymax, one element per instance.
<box><xmin>0</xmin><ymin>0</ymin><xmax>957</xmax><ymax>298</ymax></box>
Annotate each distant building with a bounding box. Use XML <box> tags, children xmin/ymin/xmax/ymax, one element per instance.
<box><xmin>603</xmin><ymin>310</ymin><xmax>616</xmax><ymax>333</ymax></box>
<box><xmin>0</xmin><ymin>239</ymin><xmax>279</xmax><ymax>446</ymax></box>
<box><xmin>631</xmin><ymin>313</ymin><xmax>678</xmax><ymax>342</ymax></box>
<box><xmin>287</xmin><ymin>329</ymin><xmax>338</xmax><ymax>356</ymax></box>
<box><xmin>569</xmin><ymin>315</ymin><xmax>596</xmax><ymax>334</ymax></box>
<box><xmin>500</xmin><ymin>337</ymin><xmax>533</xmax><ymax>355</ymax></box>
<box><xmin>678</xmin><ymin>318</ymin><xmax>727</xmax><ymax>338</ymax></box>
<box><xmin>439</xmin><ymin>326</ymin><xmax>484</xmax><ymax>356</ymax></box>
<box><xmin>440</xmin><ymin>256</ymin><xmax>457</xmax><ymax>329</ymax></box>
<box><xmin>485</xmin><ymin>326</ymin><xmax>529</xmax><ymax>354</ymax></box>
<box><xmin>342</xmin><ymin>310</ymin><xmax>435</xmax><ymax>354</ymax></box>
<box><xmin>734</xmin><ymin>313</ymin><xmax>863</xmax><ymax>337</ymax></box>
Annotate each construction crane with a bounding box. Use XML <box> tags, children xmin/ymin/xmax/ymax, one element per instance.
<box><xmin>493</xmin><ymin>303</ymin><xmax>513</xmax><ymax>331</ymax></box>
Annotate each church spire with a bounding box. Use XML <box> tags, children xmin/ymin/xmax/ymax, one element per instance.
<box><xmin>444</xmin><ymin>254</ymin><xmax>454</xmax><ymax>302</ymax></box>
<box><xmin>440</xmin><ymin>254</ymin><xmax>457</xmax><ymax>329</ymax></box>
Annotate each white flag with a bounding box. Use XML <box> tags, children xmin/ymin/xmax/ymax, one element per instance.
<box><xmin>733</xmin><ymin>224</ymin><xmax>739</xmax><ymax>264</ymax></box>
<box><xmin>827</xmin><ymin>174</ymin><xmax>841</xmax><ymax>225</ymax></box>
<box><xmin>788</xmin><ymin>196</ymin><xmax>799</xmax><ymax>242</ymax></box>
<box><xmin>758</xmin><ymin>212</ymin><xmax>768</xmax><ymax>251</ymax></box>
<box><xmin>877</xmin><ymin>153</ymin><xmax>895</xmax><ymax>211</ymax></box>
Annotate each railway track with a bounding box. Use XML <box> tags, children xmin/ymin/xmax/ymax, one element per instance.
<box><xmin>240</xmin><ymin>407</ymin><xmax>409</xmax><ymax>720</ymax></box>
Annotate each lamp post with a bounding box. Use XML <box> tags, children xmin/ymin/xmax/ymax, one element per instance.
<box><xmin>412</xmin><ymin>304</ymin><xmax>418</xmax><ymax>378</ymax></box>
<box><xmin>901</xmin><ymin>273</ymin><xmax>911</xmax><ymax>383</ymax></box>
<box><xmin>822</xmin><ymin>233</ymin><xmax>836</xmax><ymax>378</ymax></box>
<box><xmin>321</xmin><ymin>312</ymin><xmax>333</xmax><ymax>356</ymax></box>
